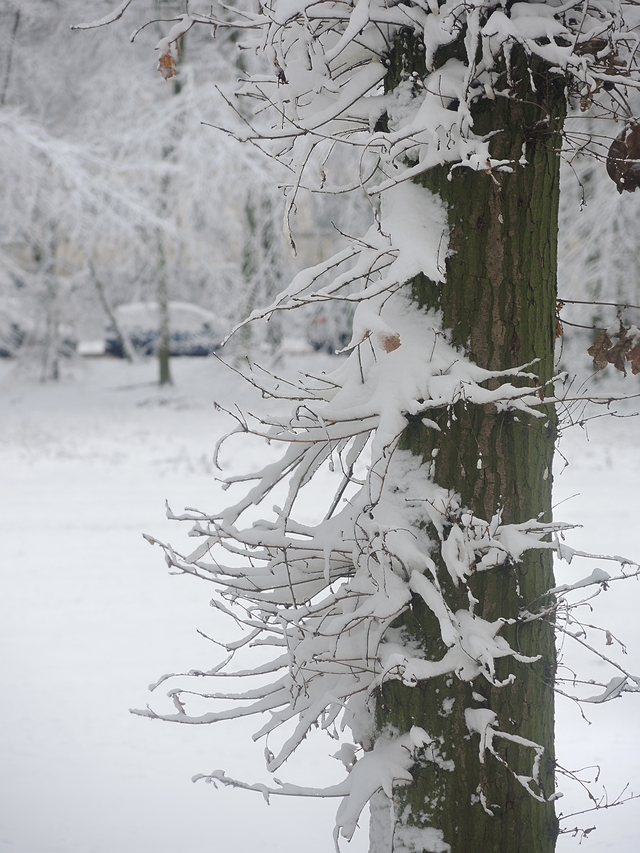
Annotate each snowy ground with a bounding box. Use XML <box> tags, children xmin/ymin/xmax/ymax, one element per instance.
<box><xmin>1</xmin><ymin>353</ymin><xmax>639</xmax><ymax>853</ymax></box>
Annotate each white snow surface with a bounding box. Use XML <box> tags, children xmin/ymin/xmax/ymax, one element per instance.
<box><xmin>1</xmin><ymin>354</ymin><xmax>640</xmax><ymax>853</ymax></box>
<box><xmin>393</xmin><ymin>824</ymin><xmax>450</xmax><ymax>853</ymax></box>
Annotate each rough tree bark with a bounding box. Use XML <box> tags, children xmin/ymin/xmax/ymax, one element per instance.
<box><xmin>375</xmin><ymin>34</ymin><xmax>566</xmax><ymax>853</ymax></box>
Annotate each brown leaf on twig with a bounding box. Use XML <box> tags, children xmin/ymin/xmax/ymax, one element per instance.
<box><xmin>382</xmin><ymin>334</ymin><xmax>401</xmax><ymax>353</ymax></box>
<box><xmin>158</xmin><ymin>52</ymin><xmax>177</xmax><ymax>80</ymax></box>
<box><xmin>628</xmin><ymin>343</ymin><xmax>640</xmax><ymax>375</ymax></box>
<box><xmin>555</xmin><ymin>301</ymin><xmax>564</xmax><ymax>338</ymax></box>
<box><xmin>606</xmin><ymin>337</ymin><xmax>631</xmax><ymax>373</ymax></box>
<box><xmin>580</xmin><ymin>95</ymin><xmax>592</xmax><ymax>112</ymax></box>
<box><xmin>274</xmin><ymin>57</ymin><xmax>287</xmax><ymax>85</ymax></box>
<box><xmin>574</xmin><ymin>37</ymin><xmax>609</xmax><ymax>57</ymax></box>
<box><xmin>606</xmin><ymin>123</ymin><xmax>640</xmax><ymax>193</ymax></box>
<box><xmin>587</xmin><ymin>314</ymin><xmax>640</xmax><ymax>375</ymax></box>
<box><xmin>588</xmin><ymin>331</ymin><xmax>612</xmax><ymax>370</ymax></box>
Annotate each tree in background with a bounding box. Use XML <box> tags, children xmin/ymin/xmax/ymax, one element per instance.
<box><xmin>236</xmin><ymin>188</ymin><xmax>288</xmax><ymax>362</ymax></box>
<box><xmin>81</xmin><ymin>1</ymin><xmax>640</xmax><ymax>851</ymax></box>
<box><xmin>0</xmin><ymin>0</ymin><xmax>291</xmax><ymax>378</ymax></box>
<box><xmin>0</xmin><ymin>108</ymin><xmax>155</xmax><ymax>378</ymax></box>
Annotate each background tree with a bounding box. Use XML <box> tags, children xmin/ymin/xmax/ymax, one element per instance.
<box><xmin>0</xmin><ymin>0</ymin><xmax>293</xmax><ymax>377</ymax></box>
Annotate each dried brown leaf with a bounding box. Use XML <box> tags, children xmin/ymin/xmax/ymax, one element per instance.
<box><xmin>382</xmin><ymin>334</ymin><xmax>401</xmax><ymax>353</ymax></box>
<box><xmin>607</xmin><ymin>338</ymin><xmax>631</xmax><ymax>373</ymax></box>
<box><xmin>555</xmin><ymin>301</ymin><xmax>564</xmax><ymax>338</ymax></box>
<box><xmin>574</xmin><ymin>37</ymin><xmax>609</xmax><ymax>57</ymax></box>
<box><xmin>606</xmin><ymin>123</ymin><xmax>640</xmax><ymax>193</ymax></box>
<box><xmin>628</xmin><ymin>343</ymin><xmax>640</xmax><ymax>375</ymax></box>
<box><xmin>588</xmin><ymin>331</ymin><xmax>612</xmax><ymax>370</ymax></box>
<box><xmin>158</xmin><ymin>52</ymin><xmax>177</xmax><ymax>80</ymax></box>
<box><xmin>580</xmin><ymin>95</ymin><xmax>592</xmax><ymax>112</ymax></box>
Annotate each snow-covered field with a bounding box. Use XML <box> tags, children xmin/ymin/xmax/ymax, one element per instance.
<box><xmin>1</xmin><ymin>354</ymin><xmax>639</xmax><ymax>853</ymax></box>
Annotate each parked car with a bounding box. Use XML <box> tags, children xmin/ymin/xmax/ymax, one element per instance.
<box><xmin>0</xmin><ymin>307</ymin><xmax>33</xmax><ymax>358</ymax></box>
<box><xmin>105</xmin><ymin>301</ymin><xmax>224</xmax><ymax>358</ymax></box>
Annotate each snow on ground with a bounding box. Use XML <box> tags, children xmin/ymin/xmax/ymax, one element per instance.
<box><xmin>552</xmin><ymin>398</ymin><xmax>640</xmax><ymax>851</ymax></box>
<box><xmin>0</xmin><ymin>353</ymin><xmax>639</xmax><ymax>853</ymax></box>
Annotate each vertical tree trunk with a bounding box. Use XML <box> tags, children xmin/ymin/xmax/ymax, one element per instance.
<box><xmin>237</xmin><ymin>192</ymin><xmax>284</xmax><ymax>364</ymax></box>
<box><xmin>156</xmin><ymin>227</ymin><xmax>172</xmax><ymax>386</ymax></box>
<box><xmin>88</xmin><ymin>259</ymin><xmax>135</xmax><ymax>363</ymax></box>
<box><xmin>236</xmin><ymin>197</ymin><xmax>260</xmax><ymax>364</ymax></box>
<box><xmin>0</xmin><ymin>8</ymin><xmax>20</xmax><ymax>107</ymax></box>
<box><xmin>375</xmin><ymin>38</ymin><xmax>566</xmax><ymax>853</ymax></box>
<box><xmin>154</xmin><ymin>31</ymin><xmax>184</xmax><ymax>388</ymax></box>
<box><xmin>41</xmin><ymin>277</ymin><xmax>61</xmax><ymax>382</ymax></box>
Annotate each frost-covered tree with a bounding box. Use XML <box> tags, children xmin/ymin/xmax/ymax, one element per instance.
<box><xmin>87</xmin><ymin>1</ymin><xmax>640</xmax><ymax>851</ymax></box>
<box><xmin>0</xmin><ymin>106</ymin><xmax>158</xmax><ymax>377</ymax></box>
<box><xmin>0</xmin><ymin>0</ymin><xmax>292</xmax><ymax>377</ymax></box>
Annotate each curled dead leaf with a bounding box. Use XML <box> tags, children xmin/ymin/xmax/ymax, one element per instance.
<box><xmin>574</xmin><ymin>37</ymin><xmax>609</xmax><ymax>57</ymax></box>
<box><xmin>158</xmin><ymin>52</ymin><xmax>177</xmax><ymax>80</ymax></box>
<box><xmin>555</xmin><ymin>301</ymin><xmax>564</xmax><ymax>338</ymax></box>
<box><xmin>382</xmin><ymin>334</ymin><xmax>401</xmax><ymax>353</ymax></box>
<box><xmin>628</xmin><ymin>343</ymin><xmax>640</xmax><ymax>375</ymax></box>
<box><xmin>606</xmin><ymin>337</ymin><xmax>631</xmax><ymax>374</ymax></box>
<box><xmin>587</xmin><ymin>315</ymin><xmax>640</xmax><ymax>375</ymax></box>
<box><xmin>606</xmin><ymin>123</ymin><xmax>640</xmax><ymax>193</ymax></box>
<box><xmin>587</xmin><ymin>330</ymin><xmax>612</xmax><ymax>370</ymax></box>
<box><xmin>274</xmin><ymin>57</ymin><xmax>287</xmax><ymax>85</ymax></box>
<box><xmin>580</xmin><ymin>95</ymin><xmax>592</xmax><ymax>112</ymax></box>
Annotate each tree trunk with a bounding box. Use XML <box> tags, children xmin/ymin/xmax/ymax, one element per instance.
<box><xmin>237</xmin><ymin>192</ymin><xmax>284</xmax><ymax>365</ymax></box>
<box><xmin>375</xmin><ymin>36</ymin><xmax>566</xmax><ymax>853</ymax></box>
<box><xmin>156</xmin><ymin>227</ymin><xmax>172</xmax><ymax>386</ymax></box>
<box><xmin>154</xmin><ymin>34</ymin><xmax>184</xmax><ymax>388</ymax></box>
<box><xmin>0</xmin><ymin>8</ymin><xmax>20</xmax><ymax>107</ymax></box>
<box><xmin>88</xmin><ymin>259</ymin><xmax>134</xmax><ymax>363</ymax></box>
